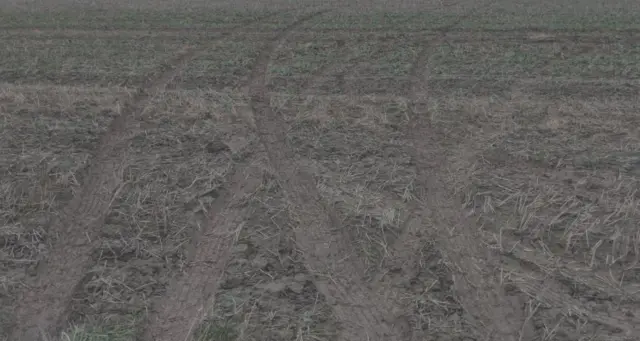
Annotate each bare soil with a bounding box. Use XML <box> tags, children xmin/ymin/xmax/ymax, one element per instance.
<box><xmin>2</xmin><ymin>1</ymin><xmax>640</xmax><ymax>341</ymax></box>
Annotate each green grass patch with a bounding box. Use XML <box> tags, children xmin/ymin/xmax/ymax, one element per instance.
<box><xmin>460</xmin><ymin>12</ymin><xmax>640</xmax><ymax>30</ymax></box>
<box><xmin>459</xmin><ymin>0</ymin><xmax>640</xmax><ymax>30</ymax></box>
<box><xmin>348</xmin><ymin>39</ymin><xmax>419</xmax><ymax>77</ymax></box>
<box><xmin>269</xmin><ymin>39</ymin><xmax>340</xmax><ymax>77</ymax></box>
<box><xmin>178</xmin><ymin>38</ymin><xmax>264</xmax><ymax>89</ymax></box>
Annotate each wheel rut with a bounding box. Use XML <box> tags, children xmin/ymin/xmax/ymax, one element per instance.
<box><xmin>246</xmin><ymin>9</ymin><xmax>409</xmax><ymax>341</ymax></box>
<box><xmin>143</xmin><ymin>163</ymin><xmax>264</xmax><ymax>341</ymax></box>
<box><xmin>9</xmin><ymin>12</ymin><xmax>284</xmax><ymax>341</ymax></box>
<box><xmin>380</xmin><ymin>5</ymin><xmax>537</xmax><ymax>340</ymax></box>
<box><xmin>10</xmin><ymin>47</ymin><xmax>196</xmax><ymax>341</ymax></box>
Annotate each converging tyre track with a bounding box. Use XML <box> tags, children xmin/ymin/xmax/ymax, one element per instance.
<box><xmin>406</xmin><ymin>46</ymin><xmax>535</xmax><ymax>341</ymax></box>
<box><xmin>9</xmin><ymin>12</ymin><xmax>285</xmax><ymax>341</ymax></box>
<box><xmin>247</xmin><ymin>9</ymin><xmax>409</xmax><ymax>341</ymax></box>
<box><xmin>382</xmin><ymin>4</ymin><xmax>537</xmax><ymax>340</ymax></box>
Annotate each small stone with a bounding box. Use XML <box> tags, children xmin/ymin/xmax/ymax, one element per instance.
<box><xmin>288</xmin><ymin>282</ymin><xmax>304</xmax><ymax>294</ymax></box>
<box><xmin>294</xmin><ymin>273</ymin><xmax>308</xmax><ymax>282</ymax></box>
<box><xmin>252</xmin><ymin>255</ymin><xmax>268</xmax><ymax>269</ymax></box>
<box><xmin>233</xmin><ymin>244</ymin><xmax>248</xmax><ymax>253</ymax></box>
<box><xmin>206</xmin><ymin>139</ymin><xmax>230</xmax><ymax>154</ymax></box>
<box><xmin>263</xmin><ymin>281</ymin><xmax>286</xmax><ymax>293</ymax></box>
<box><xmin>448</xmin><ymin>313</ymin><xmax>460</xmax><ymax>323</ymax></box>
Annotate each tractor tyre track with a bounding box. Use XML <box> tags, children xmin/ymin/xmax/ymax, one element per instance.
<box><xmin>406</xmin><ymin>41</ymin><xmax>535</xmax><ymax>341</ymax></box>
<box><xmin>382</xmin><ymin>6</ymin><xmax>537</xmax><ymax>340</ymax></box>
<box><xmin>143</xmin><ymin>164</ymin><xmax>263</xmax><ymax>341</ymax></box>
<box><xmin>375</xmin><ymin>0</ymin><xmax>500</xmax><ymax>291</ymax></box>
<box><xmin>247</xmin><ymin>9</ymin><xmax>407</xmax><ymax>341</ymax></box>
<box><xmin>10</xmin><ymin>47</ymin><xmax>197</xmax><ymax>341</ymax></box>
<box><xmin>369</xmin><ymin>1</ymin><xmax>478</xmax><ymax>287</ymax></box>
<box><xmin>141</xmin><ymin>10</ymin><xmax>362</xmax><ymax>341</ymax></box>
<box><xmin>511</xmin><ymin>271</ymin><xmax>640</xmax><ymax>337</ymax></box>
<box><xmin>10</xmin><ymin>12</ymin><xmax>285</xmax><ymax>340</ymax></box>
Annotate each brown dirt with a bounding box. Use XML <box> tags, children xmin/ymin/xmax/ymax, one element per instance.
<box><xmin>9</xmin><ymin>47</ymin><xmax>197</xmax><ymax>341</ymax></box>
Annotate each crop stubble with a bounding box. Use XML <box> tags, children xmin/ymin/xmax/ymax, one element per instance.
<box><xmin>5</xmin><ymin>2</ymin><xmax>640</xmax><ymax>340</ymax></box>
<box><xmin>246</xmin><ymin>9</ymin><xmax>417</xmax><ymax>341</ymax></box>
<box><xmin>375</xmin><ymin>3</ymin><xmax>539</xmax><ymax>340</ymax></box>
<box><xmin>7</xmin><ymin>11</ymin><xmax>288</xmax><ymax>341</ymax></box>
<box><xmin>9</xmin><ymin>47</ymin><xmax>198</xmax><ymax>341</ymax></box>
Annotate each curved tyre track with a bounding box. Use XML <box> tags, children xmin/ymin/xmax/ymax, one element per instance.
<box><xmin>506</xmin><ymin>260</ymin><xmax>640</xmax><ymax>337</ymax></box>
<box><xmin>514</xmin><ymin>274</ymin><xmax>640</xmax><ymax>337</ymax></box>
<box><xmin>383</xmin><ymin>6</ymin><xmax>536</xmax><ymax>340</ymax></box>
<box><xmin>247</xmin><ymin>9</ymin><xmax>407</xmax><ymax>341</ymax></box>
<box><xmin>384</xmin><ymin>5</ymin><xmax>637</xmax><ymax>340</ymax></box>
<box><xmin>405</xmin><ymin>41</ymin><xmax>535</xmax><ymax>341</ymax></box>
<box><xmin>10</xmin><ymin>12</ymin><xmax>283</xmax><ymax>341</ymax></box>
<box><xmin>143</xmin><ymin>164</ymin><xmax>263</xmax><ymax>341</ymax></box>
<box><xmin>10</xmin><ymin>47</ymin><xmax>197</xmax><ymax>341</ymax></box>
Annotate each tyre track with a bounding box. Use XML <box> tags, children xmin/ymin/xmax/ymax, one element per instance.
<box><xmin>406</xmin><ymin>47</ymin><xmax>536</xmax><ymax>341</ymax></box>
<box><xmin>510</xmin><ymin>271</ymin><xmax>640</xmax><ymax>337</ymax></box>
<box><xmin>378</xmin><ymin>5</ymin><xmax>537</xmax><ymax>341</ymax></box>
<box><xmin>144</xmin><ymin>9</ymin><xmax>341</xmax><ymax>341</ymax></box>
<box><xmin>10</xmin><ymin>47</ymin><xmax>197</xmax><ymax>341</ymax></box>
<box><xmin>143</xmin><ymin>163</ymin><xmax>263</xmax><ymax>341</ymax></box>
<box><xmin>502</xmin><ymin>241</ymin><xmax>640</xmax><ymax>302</ymax></box>
<box><xmin>9</xmin><ymin>12</ymin><xmax>284</xmax><ymax>341</ymax></box>
<box><xmin>247</xmin><ymin>9</ymin><xmax>408</xmax><ymax>341</ymax></box>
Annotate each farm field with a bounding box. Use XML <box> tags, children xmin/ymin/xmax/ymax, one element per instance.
<box><xmin>1</xmin><ymin>0</ymin><xmax>640</xmax><ymax>340</ymax></box>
